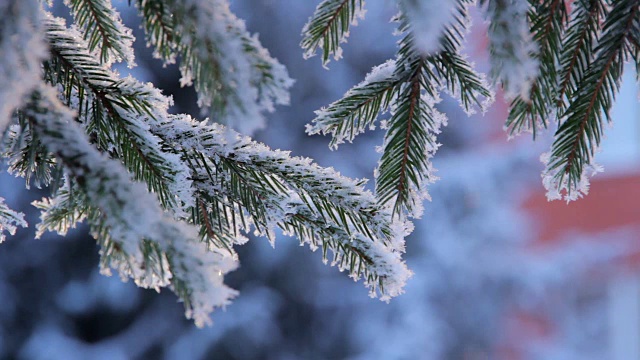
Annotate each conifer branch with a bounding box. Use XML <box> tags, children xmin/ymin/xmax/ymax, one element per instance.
<box><xmin>0</xmin><ymin>0</ymin><xmax>47</xmax><ymax>130</ymax></box>
<box><xmin>301</xmin><ymin>0</ymin><xmax>366</xmax><ymax>65</ymax></box>
<box><xmin>42</xmin><ymin>16</ymin><xmax>192</xmax><ymax>213</ymax></box>
<box><xmin>428</xmin><ymin>51</ymin><xmax>493</xmax><ymax>114</ymax></box>
<box><xmin>543</xmin><ymin>0</ymin><xmax>639</xmax><ymax>201</ymax></box>
<box><xmin>0</xmin><ymin>197</ymin><xmax>27</xmax><ymax>243</ymax></box>
<box><xmin>22</xmin><ymin>84</ymin><xmax>238</xmax><ymax>328</ymax></box>
<box><xmin>65</xmin><ymin>0</ymin><xmax>135</xmax><ymax>66</ymax></box>
<box><xmin>152</xmin><ymin>118</ymin><xmax>412</xmax><ymax>297</ymax></box>
<box><xmin>556</xmin><ymin>0</ymin><xmax>605</xmax><ymax>108</ymax></box>
<box><xmin>480</xmin><ymin>0</ymin><xmax>538</xmax><ymax>100</ymax></box>
<box><xmin>506</xmin><ymin>0</ymin><xmax>568</xmax><ymax>137</ymax></box>
<box><xmin>2</xmin><ymin>119</ymin><xmax>59</xmax><ymax>189</ymax></box>
<box><xmin>133</xmin><ymin>0</ymin><xmax>293</xmax><ymax>134</ymax></box>
<box><xmin>307</xmin><ymin>60</ymin><xmax>401</xmax><ymax>148</ymax></box>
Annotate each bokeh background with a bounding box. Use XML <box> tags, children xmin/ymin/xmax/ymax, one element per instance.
<box><xmin>1</xmin><ymin>1</ymin><xmax>640</xmax><ymax>359</ymax></box>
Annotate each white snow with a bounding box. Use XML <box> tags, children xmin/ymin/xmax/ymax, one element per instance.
<box><xmin>400</xmin><ymin>0</ymin><xmax>458</xmax><ymax>55</ymax></box>
<box><xmin>0</xmin><ymin>0</ymin><xmax>48</xmax><ymax>132</ymax></box>
<box><xmin>482</xmin><ymin>0</ymin><xmax>539</xmax><ymax>100</ymax></box>
<box><xmin>0</xmin><ymin>197</ymin><xmax>27</xmax><ymax>243</ymax></box>
<box><xmin>540</xmin><ymin>151</ymin><xmax>604</xmax><ymax>202</ymax></box>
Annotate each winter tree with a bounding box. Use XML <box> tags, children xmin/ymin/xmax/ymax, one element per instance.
<box><xmin>0</xmin><ymin>0</ymin><xmax>638</xmax><ymax>327</ymax></box>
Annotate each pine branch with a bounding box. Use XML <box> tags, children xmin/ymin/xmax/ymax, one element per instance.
<box><xmin>301</xmin><ymin>0</ymin><xmax>366</xmax><ymax>65</ymax></box>
<box><xmin>306</xmin><ymin>60</ymin><xmax>401</xmax><ymax>148</ymax></box>
<box><xmin>556</xmin><ymin>0</ymin><xmax>606</xmax><ymax>108</ymax></box>
<box><xmin>64</xmin><ymin>0</ymin><xmax>135</xmax><ymax>66</ymax></box>
<box><xmin>36</xmin><ymin>11</ymin><xmax>410</xmax><ymax>300</ymax></box>
<box><xmin>152</xmin><ymin>117</ymin><xmax>412</xmax><ymax>297</ymax></box>
<box><xmin>0</xmin><ymin>197</ymin><xmax>27</xmax><ymax>243</ymax></box>
<box><xmin>543</xmin><ymin>0</ymin><xmax>639</xmax><ymax>202</ymax></box>
<box><xmin>2</xmin><ymin>118</ymin><xmax>60</xmax><ymax>189</ymax></box>
<box><xmin>374</xmin><ymin>3</ymin><xmax>486</xmax><ymax>218</ymax></box>
<box><xmin>506</xmin><ymin>0</ymin><xmax>568</xmax><ymax>137</ymax></box>
<box><xmin>133</xmin><ymin>0</ymin><xmax>175</xmax><ymax>61</ymax></box>
<box><xmin>133</xmin><ymin>0</ymin><xmax>293</xmax><ymax>135</ymax></box>
<box><xmin>0</xmin><ymin>0</ymin><xmax>47</xmax><ymax>131</ymax></box>
<box><xmin>22</xmin><ymin>84</ymin><xmax>238</xmax><ymax>327</ymax></box>
<box><xmin>480</xmin><ymin>0</ymin><xmax>539</xmax><ymax>100</ymax></box>
<box><xmin>308</xmin><ymin>2</ymin><xmax>489</xmax><ymax>219</ymax></box>
<box><xmin>42</xmin><ymin>16</ymin><xmax>193</xmax><ymax>214</ymax></box>
<box><xmin>398</xmin><ymin>0</ymin><xmax>460</xmax><ymax>55</ymax></box>
<box><xmin>376</xmin><ymin>68</ymin><xmax>446</xmax><ymax>218</ymax></box>
<box><xmin>428</xmin><ymin>50</ymin><xmax>493</xmax><ymax>114</ymax></box>
<box><xmin>32</xmin><ymin>179</ymin><xmax>87</xmax><ymax>238</ymax></box>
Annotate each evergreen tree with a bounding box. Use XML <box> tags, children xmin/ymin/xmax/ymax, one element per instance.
<box><xmin>0</xmin><ymin>0</ymin><xmax>638</xmax><ymax>327</ymax></box>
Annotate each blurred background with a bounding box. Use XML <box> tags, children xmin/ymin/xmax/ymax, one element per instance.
<box><xmin>1</xmin><ymin>1</ymin><xmax>640</xmax><ymax>359</ymax></box>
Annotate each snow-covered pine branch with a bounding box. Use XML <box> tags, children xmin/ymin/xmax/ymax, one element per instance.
<box><xmin>134</xmin><ymin>0</ymin><xmax>293</xmax><ymax>135</ymax></box>
<box><xmin>505</xmin><ymin>0</ymin><xmax>568</xmax><ymax>138</ymax></box>
<box><xmin>555</xmin><ymin>0</ymin><xmax>606</xmax><ymax>108</ymax></box>
<box><xmin>301</xmin><ymin>0</ymin><xmax>366</xmax><ymax>65</ymax></box>
<box><xmin>0</xmin><ymin>197</ymin><xmax>26</xmax><ymax>243</ymax></box>
<box><xmin>0</xmin><ymin>0</ymin><xmax>48</xmax><ymax>131</ymax></box>
<box><xmin>307</xmin><ymin>0</ymin><xmax>639</xmax><ymax>208</ymax></box>
<box><xmin>480</xmin><ymin>0</ymin><xmax>539</xmax><ymax>100</ymax></box>
<box><xmin>41</xmin><ymin>15</ymin><xmax>193</xmax><ymax>216</ymax></box>
<box><xmin>64</xmin><ymin>0</ymin><xmax>136</xmax><ymax>66</ymax></box>
<box><xmin>1</xmin><ymin>0</ymin><xmax>639</xmax><ymax>330</ymax></box>
<box><xmin>306</xmin><ymin>59</ymin><xmax>400</xmax><ymax>148</ymax></box>
<box><xmin>152</xmin><ymin>118</ymin><xmax>412</xmax><ymax>298</ymax></box>
<box><xmin>0</xmin><ymin>3</ymin><xmax>411</xmax><ymax>325</ymax></box>
<box><xmin>309</xmin><ymin>0</ymin><xmax>490</xmax><ymax>218</ymax></box>
<box><xmin>543</xmin><ymin>0</ymin><xmax>640</xmax><ymax>202</ymax></box>
<box><xmin>21</xmin><ymin>84</ymin><xmax>238</xmax><ymax>328</ymax></box>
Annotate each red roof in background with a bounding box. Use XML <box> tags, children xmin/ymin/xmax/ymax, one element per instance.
<box><xmin>524</xmin><ymin>173</ymin><xmax>640</xmax><ymax>245</ymax></box>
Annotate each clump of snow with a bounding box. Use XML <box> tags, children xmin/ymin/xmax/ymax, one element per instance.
<box><xmin>482</xmin><ymin>0</ymin><xmax>539</xmax><ymax>100</ymax></box>
<box><xmin>400</xmin><ymin>0</ymin><xmax>458</xmax><ymax>55</ymax></box>
<box><xmin>364</xmin><ymin>59</ymin><xmax>397</xmax><ymax>84</ymax></box>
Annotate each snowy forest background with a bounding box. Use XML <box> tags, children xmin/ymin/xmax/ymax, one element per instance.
<box><xmin>0</xmin><ymin>1</ymin><xmax>638</xmax><ymax>359</ymax></box>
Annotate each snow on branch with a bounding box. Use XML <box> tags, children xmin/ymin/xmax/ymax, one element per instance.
<box><xmin>306</xmin><ymin>60</ymin><xmax>401</xmax><ymax>148</ymax></box>
<box><xmin>42</xmin><ymin>15</ymin><xmax>194</xmax><ymax>216</ymax></box>
<box><xmin>543</xmin><ymin>0</ymin><xmax>639</xmax><ymax>202</ymax></box>
<box><xmin>480</xmin><ymin>0</ymin><xmax>539</xmax><ymax>100</ymax></box>
<box><xmin>0</xmin><ymin>197</ymin><xmax>27</xmax><ymax>243</ymax></box>
<box><xmin>0</xmin><ymin>0</ymin><xmax>48</xmax><ymax>132</ymax></box>
<box><xmin>134</xmin><ymin>0</ymin><xmax>293</xmax><ymax>135</ymax></box>
<box><xmin>398</xmin><ymin>0</ymin><xmax>460</xmax><ymax>56</ymax></box>
<box><xmin>64</xmin><ymin>0</ymin><xmax>136</xmax><ymax>66</ymax></box>
<box><xmin>505</xmin><ymin>0</ymin><xmax>568</xmax><ymax>138</ymax></box>
<box><xmin>152</xmin><ymin>117</ymin><xmax>413</xmax><ymax>299</ymax></box>
<box><xmin>35</xmin><ymin>9</ymin><xmax>411</xmax><ymax>304</ymax></box>
<box><xmin>23</xmin><ymin>85</ymin><xmax>238</xmax><ymax>327</ymax></box>
<box><xmin>301</xmin><ymin>0</ymin><xmax>366</xmax><ymax>65</ymax></box>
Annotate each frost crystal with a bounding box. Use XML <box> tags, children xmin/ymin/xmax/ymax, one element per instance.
<box><xmin>540</xmin><ymin>152</ymin><xmax>604</xmax><ymax>202</ymax></box>
<box><xmin>0</xmin><ymin>197</ymin><xmax>27</xmax><ymax>243</ymax></box>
